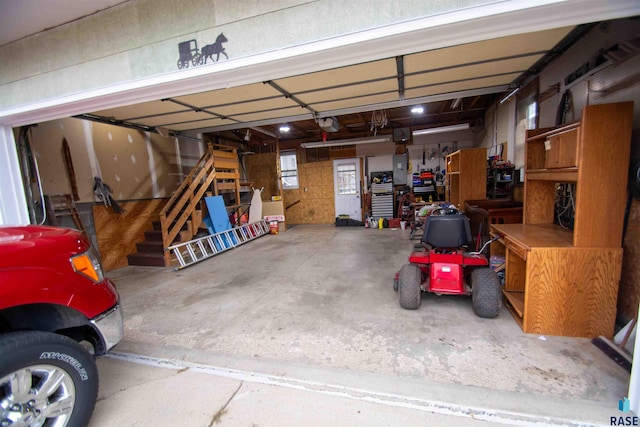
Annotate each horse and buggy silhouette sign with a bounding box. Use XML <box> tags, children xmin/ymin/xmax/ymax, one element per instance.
<box><xmin>176</xmin><ymin>33</ymin><xmax>228</xmax><ymax>69</ymax></box>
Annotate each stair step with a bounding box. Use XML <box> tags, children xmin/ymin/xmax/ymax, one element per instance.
<box><xmin>144</xmin><ymin>230</ymin><xmax>164</xmax><ymax>241</ymax></box>
<box><xmin>136</xmin><ymin>240</ymin><xmax>164</xmax><ymax>253</ymax></box>
<box><xmin>127</xmin><ymin>252</ymin><xmax>168</xmax><ymax>267</ymax></box>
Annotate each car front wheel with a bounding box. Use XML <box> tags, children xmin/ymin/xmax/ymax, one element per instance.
<box><xmin>0</xmin><ymin>331</ymin><xmax>98</xmax><ymax>427</ymax></box>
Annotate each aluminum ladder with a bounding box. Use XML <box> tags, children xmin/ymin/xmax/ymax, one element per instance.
<box><xmin>167</xmin><ymin>219</ymin><xmax>270</xmax><ymax>270</ymax></box>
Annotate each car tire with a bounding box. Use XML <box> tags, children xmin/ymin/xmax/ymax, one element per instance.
<box><xmin>398</xmin><ymin>264</ymin><xmax>422</xmax><ymax>309</ymax></box>
<box><xmin>471</xmin><ymin>268</ymin><xmax>502</xmax><ymax>318</ymax></box>
<box><xmin>0</xmin><ymin>331</ymin><xmax>99</xmax><ymax>427</ymax></box>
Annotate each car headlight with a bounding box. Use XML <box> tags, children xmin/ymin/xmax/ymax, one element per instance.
<box><xmin>70</xmin><ymin>247</ymin><xmax>104</xmax><ymax>283</ymax></box>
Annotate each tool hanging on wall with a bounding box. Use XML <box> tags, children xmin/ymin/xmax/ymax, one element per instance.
<box><xmin>93</xmin><ymin>177</ymin><xmax>125</xmax><ymax>213</ymax></box>
<box><xmin>62</xmin><ymin>138</ymin><xmax>79</xmax><ymax>201</ymax></box>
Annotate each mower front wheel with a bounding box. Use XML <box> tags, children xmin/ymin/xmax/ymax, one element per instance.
<box><xmin>398</xmin><ymin>264</ymin><xmax>422</xmax><ymax>309</ymax></box>
<box><xmin>471</xmin><ymin>268</ymin><xmax>502</xmax><ymax>318</ymax></box>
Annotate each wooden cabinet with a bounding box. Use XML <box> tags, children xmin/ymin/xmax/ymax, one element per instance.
<box><xmin>445</xmin><ymin>148</ymin><xmax>487</xmax><ymax>208</ymax></box>
<box><xmin>544</xmin><ymin>128</ymin><xmax>578</xmax><ymax>169</ymax></box>
<box><xmin>491</xmin><ymin>102</ymin><xmax>633</xmax><ymax>338</ymax></box>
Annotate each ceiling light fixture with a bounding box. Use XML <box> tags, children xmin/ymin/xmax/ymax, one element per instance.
<box><xmin>300</xmin><ymin>135</ymin><xmax>391</xmax><ymax>149</ymax></box>
<box><xmin>411</xmin><ymin>106</ymin><xmax>424</xmax><ymax>114</ymax></box>
<box><xmin>279</xmin><ymin>124</ymin><xmax>290</xmax><ymax>133</ymax></box>
<box><xmin>450</xmin><ymin>98</ymin><xmax>462</xmax><ymax>109</ymax></box>
<box><xmin>412</xmin><ymin>123</ymin><xmax>469</xmax><ymax>136</ymax></box>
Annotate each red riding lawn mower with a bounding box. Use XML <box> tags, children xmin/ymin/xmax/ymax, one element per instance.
<box><xmin>393</xmin><ymin>207</ymin><xmax>503</xmax><ymax>318</ymax></box>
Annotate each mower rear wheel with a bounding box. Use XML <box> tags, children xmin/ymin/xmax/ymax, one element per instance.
<box><xmin>398</xmin><ymin>264</ymin><xmax>422</xmax><ymax>309</ymax></box>
<box><xmin>471</xmin><ymin>268</ymin><xmax>502</xmax><ymax>318</ymax></box>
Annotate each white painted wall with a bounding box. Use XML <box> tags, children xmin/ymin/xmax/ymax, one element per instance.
<box><xmin>480</xmin><ymin>18</ymin><xmax>640</xmax><ymax>169</ymax></box>
<box><xmin>539</xmin><ymin>19</ymin><xmax>640</xmax><ymax>126</ymax></box>
<box><xmin>410</xmin><ymin>129</ymin><xmax>475</xmax><ymax>174</ymax></box>
<box><xmin>0</xmin><ymin>126</ymin><xmax>29</xmax><ymax>225</ymax></box>
<box><xmin>479</xmin><ymin>98</ymin><xmax>516</xmax><ymax>163</ymax></box>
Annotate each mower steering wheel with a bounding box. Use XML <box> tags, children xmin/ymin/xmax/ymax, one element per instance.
<box><xmin>431</xmin><ymin>207</ymin><xmax>458</xmax><ymax>216</ymax></box>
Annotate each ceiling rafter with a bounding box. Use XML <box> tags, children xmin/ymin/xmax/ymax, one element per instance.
<box><xmin>396</xmin><ymin>56</ymin><xmax>405</xmax><ymax>101</ymax></box>
<box><xmin>265</xmin><ymin>80</ymin><xmax>319</xmax><ymax>117</ymax></box>
<box><xmin>403</xmin><ymin>51</ymin><xmax>547</xmax><ymax>78</ymax></box>
<box><xmin>162</xmin><ymin>98</ymin><xmax>234</xmax><ymax>121</ymax></box>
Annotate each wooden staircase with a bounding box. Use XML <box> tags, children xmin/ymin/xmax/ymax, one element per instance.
<box><xmin>126</xmin><ymin>221</ymin><xmax>174</xmax><ymax>267</ymax></box>
<box><xmin>127</xmin><ymin>144</ymin><xmax>243</xmax><ymax>267</ymax></box>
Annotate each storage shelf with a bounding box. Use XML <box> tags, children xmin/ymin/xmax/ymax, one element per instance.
<box><xmin>487</xmin><ymin>165</ymin><xmax>515</xmax><ymax>199</ymax></box>
<box><xmin>503</xmin><ymin>290</ymin><xmax>524</xmax><ymax>319</ymax></box>
<box><xmin>445</xmin><ymin>148</ymin><xmax>486</xmax><ymax>208</ymax></box>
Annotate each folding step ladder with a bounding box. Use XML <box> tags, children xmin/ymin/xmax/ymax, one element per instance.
<box><xmin>167</xmin><ymin>219</ymin><xmax>270</xmax><ymax>270</ymax></box>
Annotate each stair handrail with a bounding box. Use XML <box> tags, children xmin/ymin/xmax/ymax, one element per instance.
<box><xmin>159</xmin><ymin>144</ymin><xmax>216</xmax><ymax>255</ymax></box>
<box><xmin>159</xmin><ymin>143</ymin><xmax>241</xmax><ymax>266</ymax></box>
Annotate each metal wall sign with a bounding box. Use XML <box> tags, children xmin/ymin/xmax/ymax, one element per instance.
<box><xmin>176</xmin><ymin>33</ymin><xmax>228</xmax><ymax>69</ymax></box>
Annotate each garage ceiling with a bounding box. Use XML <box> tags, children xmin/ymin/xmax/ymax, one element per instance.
<box><xmin>79</xmin><ymin>26</ymin><xmax>576</xmax><ymax>149</ymax></box>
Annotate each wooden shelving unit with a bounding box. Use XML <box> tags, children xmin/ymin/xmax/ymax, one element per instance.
<box><xmin>445</xmin><ymin>147</ymin><xmax>487</xmax><ymax>208</ymax></box>
<box><xmin>487</xmin><ymin>166</ymin><xmax>515</xmax><ymax>199</ymax></box>
<box><xmin>491</xmin><ymin>102</ymin><xmax>634</xmax><ymax>338</ymax></box>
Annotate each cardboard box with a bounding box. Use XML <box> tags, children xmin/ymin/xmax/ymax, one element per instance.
<box><xmin>262</xmin><ymin>201</ymin><xmax>284</xmax><ymax>216</ymax></box>
<box><xmin>262</xmin><ymin>201</ymin><xmax>286</xmax><ymax>232</ymax></box>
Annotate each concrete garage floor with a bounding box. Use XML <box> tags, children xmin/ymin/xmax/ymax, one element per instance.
<box><xmin>91</xmin><ymin>225</ymin><xmax>630</xmax><ymax>426</ymax></box>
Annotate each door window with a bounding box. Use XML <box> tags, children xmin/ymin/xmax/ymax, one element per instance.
<box><xmin>336</xmin><ymin>163</ymin><xmax>357</xmax><ymax>195</ymax></box>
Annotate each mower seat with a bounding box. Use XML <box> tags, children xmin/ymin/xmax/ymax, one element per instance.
<box><xmin>421</xmin><ymin>214</ymin><xmax>472</xmax><ymax>248</ymax></box>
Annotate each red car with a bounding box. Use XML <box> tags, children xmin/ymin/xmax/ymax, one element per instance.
<box><xmin>0</xmin><ymin>225</ymin><xmax>123</xmax><ymax>427</ymax></box>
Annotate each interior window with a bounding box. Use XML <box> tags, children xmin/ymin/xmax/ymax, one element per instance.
<box><xmin>280</xmin><ymin>151</ymin><xmax>299</xmax><ymax>189</ymax></box>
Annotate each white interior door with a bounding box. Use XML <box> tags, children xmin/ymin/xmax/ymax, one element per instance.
<box><xmin>334</xmin><ymin>159</ymin><xmax>362</xmax><ymax>221</ymax></box>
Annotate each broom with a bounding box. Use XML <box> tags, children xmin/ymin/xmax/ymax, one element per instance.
<box><xmin>592</xmin><ymin>318</ymin><xmax>636</xmax><ymax>372</ymax></box>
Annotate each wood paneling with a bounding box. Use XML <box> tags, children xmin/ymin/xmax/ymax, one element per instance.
<box><xmin>284</xmin><ymin>160</ymin><xmax>334</xmax><ymax>224</ymax></box>
<box><xmin>505</xmin><ymin>250</ymin><xmax>526</xmax><ymax>292</ymax></box>
<box><xmin>93</xmin><ymin>199</ymin><xmax>167</xmax><ymax>271</ymax></box>
<box><xmin>574</xmin><ymin>103</ymin><xmax>633</xmax><ymax>247</ymax></box>
<box><xmin>523</xmin><ymin>180</ymin><xmax>557</xmax><ymax>224</ymax></box>
<box><xmin>244</xmin><ymin>152</ymin><xmax>278</xmax><ymax>199</ymax></box>
<box><xmin>524</xmin><ymin>248</ymin><xmax>621</xmax><ymax>338</ymax></box>
<box><xmin>245</xmin><ymin>153</ymin><xmax>336</xmax><ymax>225</ymax></box>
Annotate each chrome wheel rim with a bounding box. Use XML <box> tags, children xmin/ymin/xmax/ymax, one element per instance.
<box><xmin>1</xmin><ymin>364</ymin><xmax>75</xmax><ymax>427</ymax></box>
